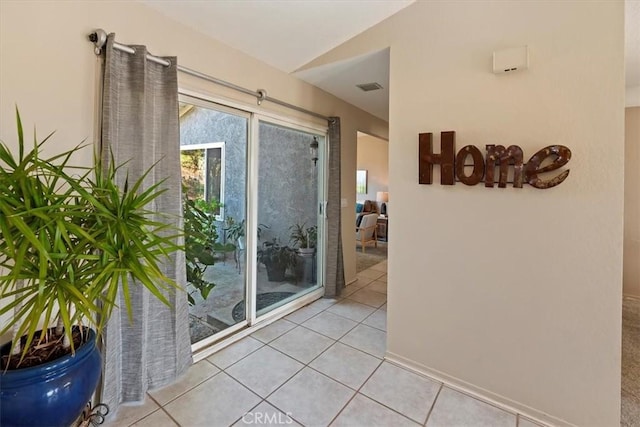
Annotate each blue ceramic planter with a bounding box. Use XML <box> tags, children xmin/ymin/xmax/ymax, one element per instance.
<box><xmin>0</xmin><ymin>328</ymin><xmax>102</xmax><ymax>427</ymax></box>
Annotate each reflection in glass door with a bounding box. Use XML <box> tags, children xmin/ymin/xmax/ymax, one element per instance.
<box><xmin>255</xmin><ymin>120</ymin><xmax>325</xmax><ymax>317</ymax></box>
<box><xmin>179</xmin><ymin>99</ymin><xmax>248</xmax><ymax>344</ymax></box>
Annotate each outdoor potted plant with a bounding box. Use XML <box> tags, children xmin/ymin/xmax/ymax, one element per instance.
<box><xmin>225</xmin><ymin>217</ymin><xmax>269</xmax><ymax>252</ymax></box>
<box><xmin>0</xmin><ymin>111</ymin><xmax>183</xmax><ymax>427</ymax></box>
<box><xmin>257</xmin><ymin>239</ymin><xmax>298</xmax><ymax>282</ymax></box>
<box><xmin>289</xmin><ymin>222</ymin><xmax>317</xmax><ymax>256</ymax></box>
<box><xmin>224</xmin><ymin>217</ymin><xmax>269</xmax><ymax>275</ymax></box>
<box><xmin>289</xmin><ymin>223</ymin><xmax>317</xmax><ymax>283</ymax></box>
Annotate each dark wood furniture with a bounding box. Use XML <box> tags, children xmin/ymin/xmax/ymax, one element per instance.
<box><xmin>377</xmin><ymin>216</ymin><xmax>388</xmax><ymax>242</ymax></box>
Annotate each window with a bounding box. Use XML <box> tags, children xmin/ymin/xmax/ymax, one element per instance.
<box><xmin>180</xmin><ymin>142</ymin><xmax>225</xmax><ymax>220</ymax></box>
<box><xmin>356</xmin><ymin>169</ymin><xmax>368</xmax><ymax>194</ymax></box>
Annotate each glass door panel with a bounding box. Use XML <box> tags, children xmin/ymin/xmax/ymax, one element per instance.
<box><xmin>179</xmin><ymin>99</ymin><xmax>248</xmax><ymax>344</ymax></box>
<box><xmin>255</xmin><ymin>120</ymin><xmax>324</xmax><ymax>317</ymax></box>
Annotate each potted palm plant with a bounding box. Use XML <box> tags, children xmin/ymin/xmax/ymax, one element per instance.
<box><xmin>0</xmin><ymin>111</ymin><xmax>183</xmax><ymax>427</ymax></box>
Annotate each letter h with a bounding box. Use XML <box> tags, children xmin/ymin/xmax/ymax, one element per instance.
<box><xmin>419</xmin><ymin>131</ymin><xmax>455</xmax><ymax>185</ymax></box>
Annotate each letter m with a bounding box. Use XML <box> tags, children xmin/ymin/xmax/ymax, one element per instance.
<box><xmin>485</xmin><ymin>145</ymin><xmax>524</xmax><ymax>188</ymax></box>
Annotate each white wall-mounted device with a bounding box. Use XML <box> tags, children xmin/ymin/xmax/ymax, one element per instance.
<box><xmin>493</xmin><ymin>46</ymin><xmax>529</xmax><ymax>74</ymax></box>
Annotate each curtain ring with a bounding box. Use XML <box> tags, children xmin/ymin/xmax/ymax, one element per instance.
<box><xmin>257</xmin><ymin>89</ymin><xmax>267</xmax><ymax>105</ymax></box>
<box><xmin>88</xmin><ymin>29</ymin><xmax>108</xmax><ymax>55</ymax></box>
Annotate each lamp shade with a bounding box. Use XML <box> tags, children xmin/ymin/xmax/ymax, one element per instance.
<box><xmin>376</xmin><ymin>191</ymin><xmax>389</xmax><ymax>202</ymax></box>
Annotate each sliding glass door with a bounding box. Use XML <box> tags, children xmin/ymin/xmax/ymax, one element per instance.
<box><xmin>255</xmin><ymin>120</ymin><xmax>325</xmax><ymax>317</ymax></box>
<box><xmin>179</xmin><ymin>94</ymin><xmax>326</xmax><ymax>347</ymax></box>
<box><xmin>179</xmin><ymin>98</ymin><xmax>249</xmax><ymax>344</ymax></box>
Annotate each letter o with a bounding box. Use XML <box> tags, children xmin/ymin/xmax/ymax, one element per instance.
<box><xmin>455</xmin><ymin>145</ymin><xmax>485</xmax><ymax>186</ymax></box>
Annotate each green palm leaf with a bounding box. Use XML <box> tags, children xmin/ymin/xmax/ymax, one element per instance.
<box><xmin>0</xmin><ymin>108</ymin><xmax>185</xmax><ymax>364</ymax></box>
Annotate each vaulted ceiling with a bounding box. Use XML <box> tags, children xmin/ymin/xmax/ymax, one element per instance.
<box><xmin>143</xmin><ymin>0</ymin><xmax>639</xmax><ymax>121</ymax></box>
<box><xmin>142</xmin><ymin>0</ymin><xmax>411</xmax><ymax>121</ymax></box>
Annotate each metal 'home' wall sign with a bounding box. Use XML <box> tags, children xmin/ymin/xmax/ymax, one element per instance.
<box><xmin>419</xmin><ymin>131</ymin><xmax>571</xmax><ymax>189</ymax></box>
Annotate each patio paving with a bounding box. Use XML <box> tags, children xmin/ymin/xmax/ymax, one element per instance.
<box><xmin>188</xmin><ymin>257</ymin><xmax>316</xmax><ymax>343</ymax></box>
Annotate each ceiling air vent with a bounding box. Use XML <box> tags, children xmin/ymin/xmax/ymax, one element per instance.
<box><xmin>356</xmin><ymin>82</ymin><xmax>383</xmax><ymax>92</ymax></box>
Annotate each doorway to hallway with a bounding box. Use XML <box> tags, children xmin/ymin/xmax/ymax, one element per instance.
<box><xmin>355</xmin><ymin>131</ymin><xmax>389</xmax><ymax>273</ymax></box>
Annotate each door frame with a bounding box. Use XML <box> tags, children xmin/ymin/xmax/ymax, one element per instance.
<box><xmin>251</xmin><ymin>115</ymin><xmax>328</xmax><ymax>324</ymax></box>
<box><xmin>179</xmin><ymin>90</ymin><xmax>329</xmax><ymax>356</ymax></box>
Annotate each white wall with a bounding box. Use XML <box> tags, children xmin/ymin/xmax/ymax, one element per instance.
<box><xmin>627</xmin><ymin>85</ymin><xmax>640</xmax><ymax>107</ymax></box>
<box><xmin>305</xmin><ymin>1</ymin><xmax>625</xmax><ymax>425</ymax></box>
<box><xmin>625</xmin><ymin>107</ymin><xmax>640</xmax><ymax>298</ymax></box>
<box><xmin>356</xmin><ymin>133</ymin><xmax>388</xmax><ymax>203</ymax></box>
<box><xmin>0</xmin><ymin>0</ymin><xmax>388</xmax><ymax>301</ymax></box>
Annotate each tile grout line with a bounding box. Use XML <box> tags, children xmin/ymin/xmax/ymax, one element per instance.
<box><xmin>344</xmin><ymin>295</ymin><xmax>387</xmax><ymax>310</ymax></box>
<box><xmin>260</xmin><ymin>356</ymin><xmax>369</xmax><ymax>426</ymax></box>
<box><xmin>114</xmin><ymin>266</ymin><xmax>388</xmax><ymax>426</ymax></box>
<box><xmin>329</xmin><ymin>333</ymin><xmax>386</xmax><ymax>360</ymax></box>
<box><xmin>326</xmin><ymin>357</ymin><xmax>423</xmax><ymax>427</ymax></box>
<box><xmin>433</xmin><ymin>381</ymin><xmax>522</xmax><ymax>418</ymax></box>
<box><xmin>131</xmin><ymin>393</ymin><xmax>183</xmax><ymax>427</ymax></box>
<box><xmin>146</xmin><ymin>386</ymin><xmax>182</xmax><ymax>427</ymax></box>
<box><xmin>236</xmin><ymin>289</ymin><xmax>396</xmax><ymax>425</ymax></box>
<box><xmin>296</xmin><ymin>316</ymin><xmax>359</xmax><ymax>340</ymax></box>
<box><xmin>296</xmin><ymin>302</ymin><xmax>387</xmax><ymax>359</ymax></box>
<box><xmin>207</xmin><ymin>288</ymin><xmax>388</xmax><ymax>422</ymax></box>
<box><xmin>255</xmin><ymin>382</ymin><xmax>314</xmax><ymax>427</ymax></box>
<box><xmin>220</xmin><ymin>349</ymin><xmax>304</xmax><ymax>402</ymax></box>
<box><xmin>122</xmin><ymin>394</ymin><xmax>161</xmax><ymax>426</ymax></box>
<box><xmin>319</xmin><ymin>285</ymin><xmax>448</xmax><ymax>426</ymax></box>
<box><xmin>277</xmin><ymin>293</ymin><xmax>386</xmax><ymax>346</ymax></box>
<box><xmin>356</xmin><ymin>269</ymin><xmax>387</xmax><ymax>279</ymax></box>
<box><xmin>207</xmin><ymin>337</ymin><xmax>265</xmax><ymax>371</ymax></box>
<box><xmin>221</xmin><ymin>318</ymin><xmax>344</xmax><ymax>414</ymax></box>
<box><xmin>154</xmin><ymin>342</ymin><xmax>266</xmax><ymax>412</ymax></box>
<box><xmin>251</xmin><ymin>319</ymin><xmax>298</xmax><ymax>344</ymax></box>
<box><xmin>359</xmin><ymin>307</ymin><xmax>388</xmax><ymax>332</ymax></box>
<box><xmin>179</xmin><ymin>275</ymin><xmax>387</xmax><ymax>424</ymax></box>
<box><xmin>146</xmin><ymin>340</ymin><xmax>269</xmax><ymax>423</ymax></box>
<box><xmin>227</xmin><ymin>397</ymin><xmax>307</xmax><ymax>427</ymax></box>
<box><xmin>217</xmin><ymin>370</ymin><xmax>278</xmax><ymax>423</ymax></box>
<box><xmin>327</xmin><ymin>299</ymin><xmax>385</xmax><ymax>317</ymax></box>
<box><xmin>327</xmin><ymin>303</ymin><xmax>381</xmax><ymax>318</ymax></box>
<box><xmin>324</xmin><ymin>358</ymin><xmax>386</xmax><ymax>427</ymax></box>
<box><xmin>159</xmin><ymin>406</ymin><xmax>182</xmax><ymax>427</ymax></box>
<box><xmin>227</xmin><ymin>399</ymin><xmax>267</xmax><ymax>426</ymax></box>
<box><xmin>386</xmin><ymin>358</ymin><xmax>527</xmax><ymax>422</ymax></box>
<box><xmin>149</xmin><ymin>365</ymin><xmax>223</xmax><ymax>408</ymax></box>
<box><xmin>422</xmin><ymin>382</ymin><xmax>444</xmax><ymax>426</ymax></box>
<box><xmin>234</xmin><ymin>302</ymin><xmax>384</xmax><ymax>423</ymax></box>
<box><xmin>356</xmin><ymin>273</ymin><xmax>387</xmax><ymax>286</ymax></box>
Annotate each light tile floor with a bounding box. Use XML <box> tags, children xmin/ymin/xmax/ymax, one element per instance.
<box><xmin>105</xmin><ymin>261</ymin><xmax>545</xmax><ymax>427</ymax></box>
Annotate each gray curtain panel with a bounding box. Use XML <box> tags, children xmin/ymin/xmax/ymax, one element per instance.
<box><xmin>324</xmin><ymin>117</ymin><xmax>345</xmax><ymax>297</ymax></box>
<box><xmin>99</xmin><ymin>35</ymin><xmax>192</xmax><ymax>412</ymax></box>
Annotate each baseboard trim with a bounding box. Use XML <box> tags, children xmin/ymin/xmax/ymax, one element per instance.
<box><xmin>346</xmin><ymin>277</ymin><xmax>358</xmax><ymax>286</ymax></box>
<box><xmin>384</xmin><ymin>352</ymin><xmax>575</xmax><ymax>427</ymax></box>
<box><xmin>623</xmin><ymin>294</ymin><xmax>640</xmax><ymax>301</ymax></box>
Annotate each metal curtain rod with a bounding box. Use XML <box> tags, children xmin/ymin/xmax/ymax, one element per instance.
<box><xmin>88</xmin><ymin>29</ymin><xmax>331</xmax><ymax>122</ymax></box>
